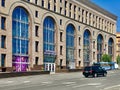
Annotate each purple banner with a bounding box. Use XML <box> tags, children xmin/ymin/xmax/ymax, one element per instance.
<box><xmin>12</xmin><ymin>56</ymin><xmax>28</xmax><ymax>72</ymax></box>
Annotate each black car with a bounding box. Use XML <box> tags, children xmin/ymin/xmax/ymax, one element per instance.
<box><xmin>82</xmin><ymin>66</ymin><xmax>107</xmax><ymax>78</ymax></box>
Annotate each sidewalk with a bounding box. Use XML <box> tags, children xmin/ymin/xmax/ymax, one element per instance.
<box><xmin>0</xmin><ymin>69</ymin><xmax>82</xmax><ymax>79</ymax></box>
<box><xmin>0</xmin><ymin>71</ymin><xmax>50</xmax><ymax>78</ymax></box>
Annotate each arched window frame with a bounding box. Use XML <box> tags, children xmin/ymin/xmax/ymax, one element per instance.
<box><xmin>66</xmin><ymin>24</ymin><xmax>75</xmax><ymax>67</ymax></box>
<box><xmin>83</xmin><ymin>30</ymin><xmax>91</xmax><ymax>66</ymax></box>
<box><xmin>97</xmin><ymin>34</ymin><xmax>103</xmax><ymax>62</ymax></box>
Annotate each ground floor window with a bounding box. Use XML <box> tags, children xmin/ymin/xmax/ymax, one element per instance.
<box><xmin>1</xmin><ymin>54</ymin><xmax>6</xmax><ymax>67</ymax></box>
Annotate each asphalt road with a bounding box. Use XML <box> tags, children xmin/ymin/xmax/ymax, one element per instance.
<box><xmin>0</xmin><ymin>70</ymin><xmax>120</xmax><ymax>90</ymax></box>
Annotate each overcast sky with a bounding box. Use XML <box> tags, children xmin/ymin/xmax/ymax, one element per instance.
<box><xmin>90</xmin><ymin>0</ymin><xmax>120</xmax><ymax>32</ymax></box>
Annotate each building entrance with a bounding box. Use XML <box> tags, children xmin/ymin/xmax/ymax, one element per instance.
<box><xmin>44</xmin><ymin>63</ymin><xmax>55</xmax><ymax>73</ymax></box>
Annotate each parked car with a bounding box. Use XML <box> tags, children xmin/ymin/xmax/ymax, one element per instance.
<box><xmin>82</xmin><ymin>66</ymin><xmax>107</xmax><ymax>78</ymax></box>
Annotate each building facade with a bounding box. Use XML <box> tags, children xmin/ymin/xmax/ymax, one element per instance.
<box><xmin>0</xmin><ymin>0</ymin><xmax>117</xmax><ymax>72</ymax></box>
<box><xmin>116</xmin><ymin>33</ymin><xmax>120</xmax><ymax>57</ymax></box>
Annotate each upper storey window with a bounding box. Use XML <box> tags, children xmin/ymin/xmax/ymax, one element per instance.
<box><xmin>54</xmin><ymin>0</ymin><xmax>56</xmax><ymax>3</ymax></box>
<box><xmin>1</xmin><ymin>0</ymin><xmax>5</xmax><ymax>7</ymax></box>
<box><xmin>70</xmin><ymin>3</ymin><xmax>72</xmax><ymax>10</ymax></box>
<box><xmin>35</xmin><ymin>0</ymin><xmax>38</xmax><ymax>4</ymax></box>
<box><xmin>42</xmin><ymin>0</ymin><xmax>44</xmax><ymax>7</ymax></box>
<box><xmin>12</xmin><ymin>7</ymin><xmax>29</xmax><ymax>55</ymax></box>
<box><xmin>65</xmin><ymin>1</ymin><xmax>67</xmax><ymax>8</ymax></box>
<box><xmin>48</xmin><ymin>1</ymin><xmax>50</xmax><ymax>10</ymax></box>
<box><xmin>1</xmin><ymin>17</ymin><xmax>6</xmax><ymax>30</ymax></box>
<box><xmin>60</xmin><ymin>0</ymin><xmax>62</xmax><ymax>3</ymax></box>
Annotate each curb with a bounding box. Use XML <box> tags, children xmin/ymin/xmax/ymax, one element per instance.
<box><xmin>0</xmin><ymin>71</ymin><xmax>50</xmax><ymax>78</ymax></box>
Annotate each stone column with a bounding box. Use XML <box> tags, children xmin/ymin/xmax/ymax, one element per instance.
<box><xmin>86</xmin><ymin>12</ymin><xmax>89</xmax><ymax>25</ymax></box>
<box><xmin>61</xmin><ymin>0</ymin><xmax>65</xmax><ymax>15</ymax></box>
<box><xmin>110</xmin><ymin>23</ymin><xmax>113</xmax><ymax>33</ymax></box>
<box><xmin>83</xmin><ymin>9</ymin><xmax>86</xmax><ymax>23</ymax></box>
<box><xmin>107</xmin><ymin>22</ymin><xmax>110</xmax><ymax>32</ymax></box>
<box><xmin>71</xmin><ymin>4</ymin><xmax>74</xmax><ymax>18</ymax></box>
<box><xmin>66</xmin><ymin>1</ymin><xmax>69</xmax><ymax>17</ymax></box>
<box><xmin>50</xmin><ymin>0</ymin><xmax>54</xmax><ymax>10</ymax></box>
<box><xmin>105</xmin><ymin>20</ymin><xmax>107</xmax><ymax>31</ymax></box>
<box><xmin>56</xmin><ymin>0</ymin><xmax>60</xmax><ymax>13</ymax></box>
<box><xmin>80</xmin><ymin>8</ymin><xmax>82</xmax><ymax>22</ymax></box>
<box><xmin>90</xmin><ymin>13</ymin><xmax>93</xmax><ymax>26</ymax></box>
<box><xmin>97</xmin><ymin>17</ymin><xmax>99</xmax><ymax>28</ymax></box>
<box><xmin>39</xmin><ymin>0</ymin><xmax>42</xmax><ymax>6</ymax></box>
<box><xmin>44</xmin><ymin>0</ymin><xmax>48</xmax><ymax>9</ymax></box>
<box><xmin>75</xmin><ymin>7</ymin><xmax>78</xmax><ymax>20</ymax></box>
<box><xmin>102</xmin><ymin>19</ymin><xmax>105</xmax><ymax>30</ymax></box>
<box><xmin>100</xmin><ymin>18</ymin><xmax>102</xmax><ymax>30</ymax></box>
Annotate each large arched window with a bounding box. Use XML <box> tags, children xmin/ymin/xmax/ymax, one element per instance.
<box><xmin>97</xmin><ymin>34</ymin><xmax>103</xmax><ymax>62</ymax></box>
<box><xmin>108</xmin><ymin>38</ymin><xmax>114</xmax><ymax>60</ymax></box>
<box><xmin>43</xmin><ymin>17</ymin><xmax>56</xmax><ymax>63</ymax></box>
<box><xmin>83</xmin><ymin>30</ymin><xmax>91</xmax><ymax>66</ymax></box>
<box><xmin>66</xmin><ymin>24</ymin><xmax>75</xmax><ymax>69</ymax></box>
<box><xmin>12</xmin><ymin>7</ymin><xmax>29</xmax><ymax>72</ymax></box>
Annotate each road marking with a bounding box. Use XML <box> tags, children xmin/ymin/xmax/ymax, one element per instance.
<box><xmin>103</xmin><ymin>84</ymin><xmax>120</xmax><ymax>90</ymax></box>
<box><xmin>23</xmin><ymin>81</ymin><xmax>30</xmax><ymax>83</ymax></box>
<box><xmin>6</xmin><ymin>81</ymin><xmax>14</xmax><ymax>83</ymax></box>
<box><xmin>62</xmin><ymin>82</ymin><xmax>77</xmax><ymax>87</ymax></box>
<box><xmin>66</xmin><ymin>84</ymin><xmax>76</xmax><ymax>86</ymax></box>
<box><xmin>41</xmin><ymin>81</ymin><xmax>52</xmax><ymax>85</ymax></box>
<box><xmin>62</xmin><ymin>82</ymin><xmax>76</xmax><ymax>85</ymax></box>
<box><xmin>42</xmin><ymin>82</ymin><xmax>52</xmax><ymax>84</ymax></box>
<box><xmin>87</xmin><ymin>83</ymin><xmax>101</xmax><ymax>86</ymax></box>
<box><xmin>96</xmin><ymin>85</ymin><xmax>105</xmax><ymax>88</ymax></box>
<box><xmin>72</xmin><ymin>83</ymin><xmax>101</xmax><ymax>88</ymax></box>
<box><xmin>72</xmin><ymin>84</ymin><xmax>88</xmax><ymax>88</ymax></box>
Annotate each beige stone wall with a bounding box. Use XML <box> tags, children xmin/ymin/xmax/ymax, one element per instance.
<box><xmin>116</xmin><ymin>33</ymin><xmax>120</xmax><ymax>57</ymax></box>
<box><xmin>0</xmin><ymin>0</ymin><xmax>117</xmax><ymax>70</ymax></box>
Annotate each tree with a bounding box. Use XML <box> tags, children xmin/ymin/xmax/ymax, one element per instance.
<box><xmin>101</xmin><ymin>54</ymin><xmax>112</xmax><ymax>62</ymax></box>
<box><xmin>116</xmin><ymin>55</ymin><xmax>120</xmax><ymax>65</ymax></box>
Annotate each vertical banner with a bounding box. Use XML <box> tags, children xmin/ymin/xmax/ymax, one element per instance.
<box><xmin>12</xmin><ymin>56</ymin><xmax>28</xmax><ymax>72</ymax></box>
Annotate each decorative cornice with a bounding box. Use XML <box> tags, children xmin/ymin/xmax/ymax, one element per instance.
<box><xmin>75</xmin><ymin>0</ymin><xmax>117</xmax><ymax>20</ymax></box>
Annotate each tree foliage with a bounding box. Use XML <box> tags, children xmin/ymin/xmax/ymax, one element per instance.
<box><xmin>101</xmin><ymin>54</ymin><xmax>112</xmax><ymax>62</ymax></box>
<box><xmin>116</xmin><ymin>55</ymin><xmax>120</xmax><ymax>64</ymax></box>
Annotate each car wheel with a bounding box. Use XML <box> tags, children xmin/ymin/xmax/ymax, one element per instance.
<box><xmin>103</xmin><ymin>73</ymin><xmax>107</xmax><ymax>77</ymax></box>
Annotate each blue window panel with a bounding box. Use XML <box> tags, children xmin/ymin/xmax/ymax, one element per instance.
<box><xmin>97</xmin><ymin>34</ymin><xmax>103</xmax><ymax>61</ymax></box>
<box><xmin>44</xmin><ymin>43</ymin><xmax>47</xmax><ymax>51</ymax></box>
<box><xmin>83</xmin><ymin>30</ymin><xmax>91</xmax><ymax>64</ymax></box>
<box><xmin>12</xmin><ymin>39</ymin><xmax>17</xmax><ymax>54</ymax></box>
<box><xmin>50</xmin><ymin>45</ymin><xmax>54</xmax><ymax>51</ymax></box>
<box><xmin>43</xmin><ymin>17</ymin><xmax>55</xmax><ymax>63</ymax></box>
<box><xmin>108</xmin><ymin>38</ymin><xmax>113</xmax><ymax>55</ymax></box>
<box><xmin>13</xmin><ymin>7</ymin><xmax>28</xmax><ymax>22</ymax></box>
<box><xmin>12</xmin><ymin>7</ymin><xmax>29</xmax><ymax>56</ymax></box>
<box><xmin>66</xmin><ymin>24</ymin><xmax>75</xmax><ymax>63</ymax></box>
<box><xmin>21</xmin><ymin>23</ymin><xmax>28</xmax><ymax>38</ymax></box>
<box><xmin>44</xmin><ymin>30</ymin><xmax>49</xmax><ymax>42</ymax></box>
<box><xmin>43</xmin><ymin>17</ymin><xmax>55</xmax><ymax>51</ymax></box>
<box><xmin>12</xmin><ymin>21</ymin><xmax>16</xmax><ymax>37</ymax></box>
